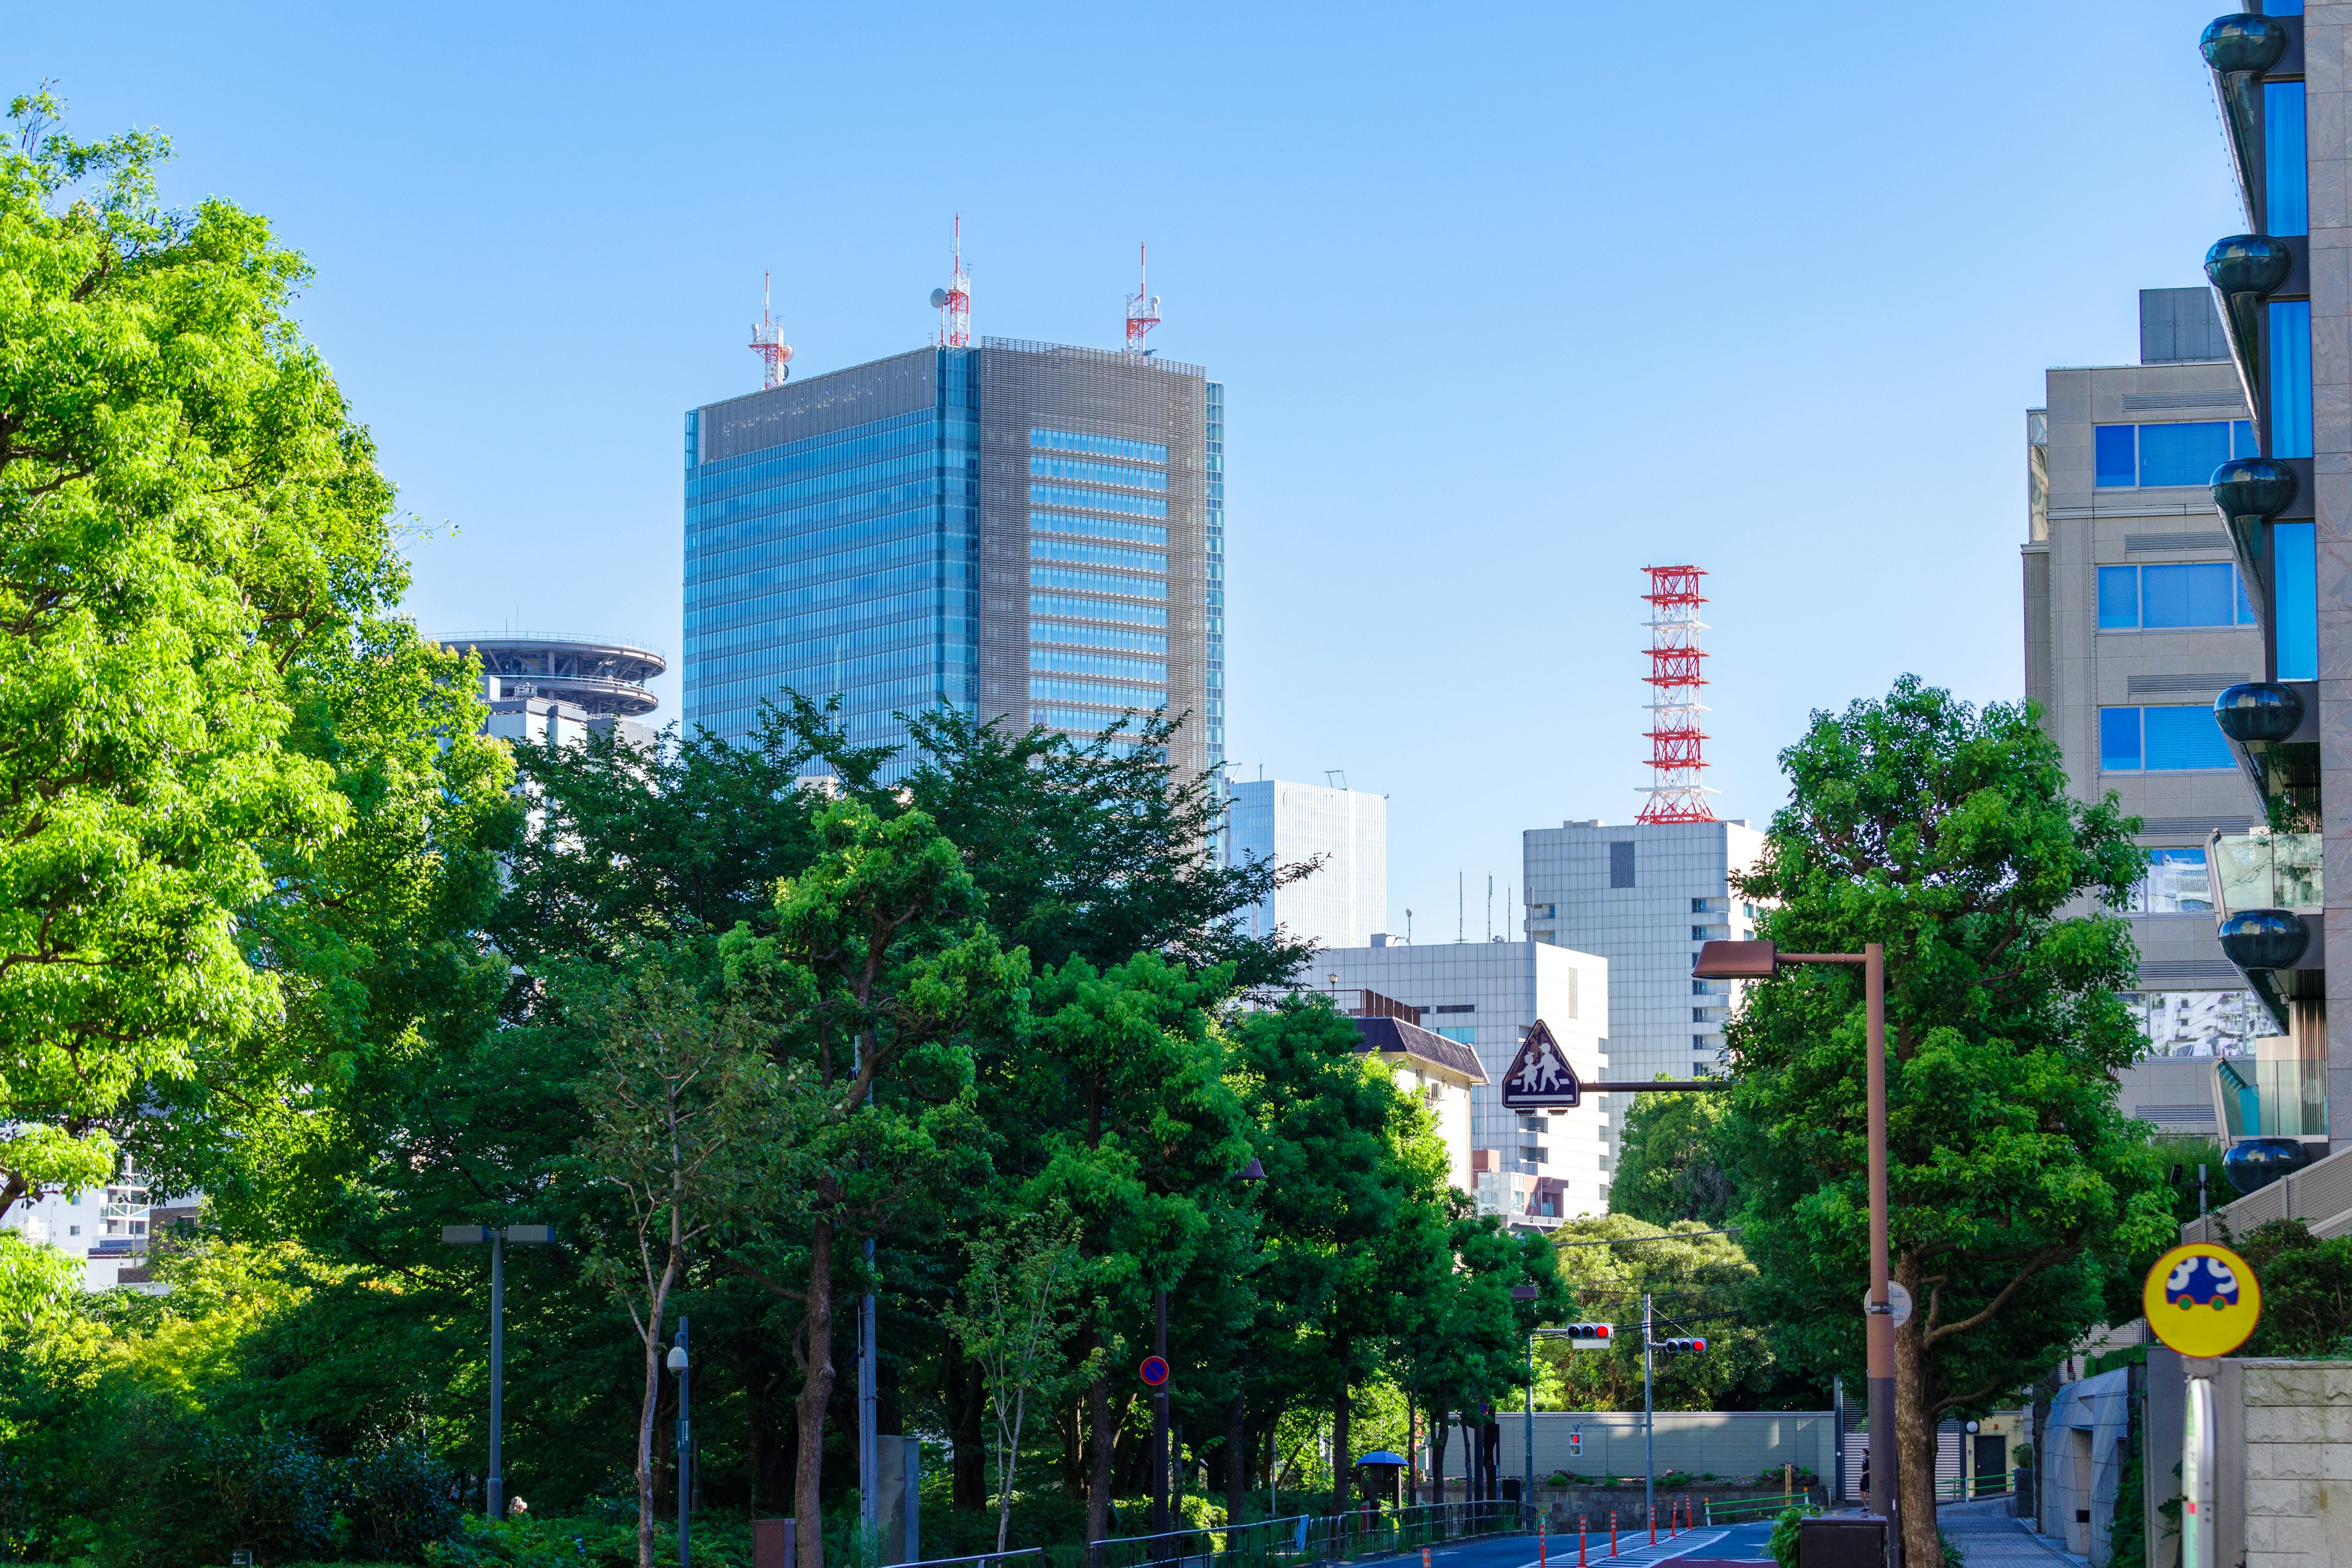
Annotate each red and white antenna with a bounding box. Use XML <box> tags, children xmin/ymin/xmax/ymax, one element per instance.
<box><xmin>932</xmin><ymin>216</ymin><xmax>971</xmax><ymax>348</ymax></box>
<box><xmin>1636</xmin><ymin>565</ymin><xmax>1719</xmax><ymax>824</ymax></box>
<box><xmin>1125</xmin><ymin>243</ymin><xmax>1161</xmax><ymax>360</ymax></box>
<box><xmin>749</xmin><ymin>273</ymin><xmax>793</xmax><ymax>391</ymax></box>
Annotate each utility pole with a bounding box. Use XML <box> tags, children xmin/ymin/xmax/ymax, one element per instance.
<box><xmin>860</xmin><ymin>1243</ymin><xmax>878</xmax><ymax>1537</ymax></box>
<box><xmin>1152</xmin><ymin>1289</ymin><xmax>1170</xmax><ymax>1535</ymax></box>
<box><xmin>1642</xmin><ymin>1294</ymin><xmax>1654</xmax><ymax>1529</ymax></box>
<box><xmin>674</xmin><ymin>1318</ymin><xmax>693</xmax><ymax>1568</ymax></box>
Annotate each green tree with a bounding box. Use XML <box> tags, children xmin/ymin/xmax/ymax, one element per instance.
<box><xmin>2233</xmin><ymin>1219</ymin><xmax>2352</xmax><ymax>1357</ymax></box>
<box><xmin>1610</xmin><ymin>1091</ymin><xmax>1738</xmax><ymax>1229</ymax></box>
<box><xmin>0</xmin><ymin>92</ymin><xmax>513</xmax><ymax>1227</ymax></box>
<box><xmin>941</xmin><ymin>1205</ymin><xmax>1091</xmax><ymax>1552</ymax></box>
<box><xmin>720</xmin><ymin>799</ymin><xmax>1023</xmax><ymax>1568</ymax></box>
<box><xmin>576</xmin><ymin>964</ymin><xmax>794</xmax><ymax>1568</ymax></box>
<box><xmin>1725</xmin><ymin>677</ymin><xmax>2174</xmax><ymax>1566</ymax></box>
<box><xmin>1542</xmin><ymin>1216</ymin><xmax>1795</xmax><ymax>1412</ymax></box>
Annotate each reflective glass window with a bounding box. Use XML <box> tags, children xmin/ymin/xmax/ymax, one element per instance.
<box><xmin>2275</xmin><ymin>519</ymin><xmax>2318</xmax><ymax>679</ymax></box>
<box><xmin>2097</xmin><ymin>566</ymin><xmax>2140</xmax><ymax>629</ymax></box>
<box><xmin>1030</xmin><ymin>428</ymin><xmax>1168</xmax><ymax>464</ymax></box>
<box><xmin>2141</xmin><ymin>562</ymin><xmax>2241</xmax><ymax>627</ymax></box>
<box><xmin>2235</xmin><ymin>420</ymin><xmax>2258</xmax><ymax>455</ymax></box>
<box><xmin>2130</xmin><ymin>848</ymin><xmax>2215</xmax><ymax>914</ymax></box>
<box><xmin>2267</xmin><ymin>81</ymin><xmax>2310</xmax><ymax>236</ymax></box>
<box><xmin>1028</xmin><ymin>454</ymin><xmax>1167</xmax><ymax>491</ymax></box>
<box><xmin>2095</xmin><ymin>425</ymin><xmax>2136</xmax><ymax>488</ymax></box>
<box><xmin>2144</xmin><ymin>706</ymin><xmax>2236</xmax><ymax>770</ymax></box>
<box><xmin>2100</xmin><ymin>707</ymin><xmax>2143</xmax><ymax>771</ymax></box>
<box><xmin>2266</xmin><ymin>0</ymin><xmax>2304</xmax><ymax>13</ymax></box>
<box><xmin>2138</xmin><ymin>421</ymin><xmax>2234</xmax><ymax>487</ymax></box>
<box><xmin>2271</xmin><ymin>300</ymin><xmax>2315</xmax><ymax>458</ymax></box>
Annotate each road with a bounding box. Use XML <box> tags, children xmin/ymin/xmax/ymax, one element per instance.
<box><xmin>1385</xmin><ymin>1517</ymin><xmax>1776</xmax><ymax>1568</ymax></box>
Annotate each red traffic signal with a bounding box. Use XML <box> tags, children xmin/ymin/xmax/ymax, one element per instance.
<box><xmin>1564</xmin><ymin>1322</ymin><xmax>1613</xmax><ymax>1348</ymax></box>
<box><xmin>1657</xmin><ymin>1336</ymin><xmax>1708</xmax><ymax>1354</ymax></box>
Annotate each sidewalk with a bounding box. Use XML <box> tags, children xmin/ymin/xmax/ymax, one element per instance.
<box><xmin>1938</xmin><ymin>1498</ymin><xmax>2089</xmax><ymax>1568</ymax></box>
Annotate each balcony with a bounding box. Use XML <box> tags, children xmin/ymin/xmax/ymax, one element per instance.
<box><xmin>2217</xmin><ymin>1049</ymin><xmax>2328</xmax><ymax>1142</ymax></box>
<box><xmin>2209</xmin><ymin>830</ymin><xmax>2322</xmax><ymax>912</ymax></box>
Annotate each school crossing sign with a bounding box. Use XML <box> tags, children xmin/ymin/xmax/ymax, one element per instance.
<box><xmin>2141</xmin><ymin>1242</ymin><xmax>2262</xmax><ymax>1358</ymax></box>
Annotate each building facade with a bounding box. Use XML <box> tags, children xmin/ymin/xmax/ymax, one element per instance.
<box><xmin>1224</xmin><ymin>777</ymin><xmax>1388</xmax><ymax>949</ymax></box>
<box><xmin>1521</xmin><ymin>819</ymin><xmax>1768</xmax><ymax>1088</ymax></box>
<box><xmin>1351</xmin><ymin>999</ymin><xmax>1484</xmax><ymax>1197</ymax></box>
<box><xmin>1307</xmin><ymin>941</ymin><xmax>1610</xmax><ymax>1225</ymax></box>
<box><xmin>682</xmin><ymin>341</ymin><xmax>1221</xmax><ymax>783</ymax></box>
<box><xmin>2021</xmin><ymin>288</ymin><xmax>2269</xmax><ymax>1145</ymax></box>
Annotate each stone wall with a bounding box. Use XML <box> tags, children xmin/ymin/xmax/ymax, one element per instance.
<box><xmin>2238</xmin><ymin>1360</ymin><xmax>2352</xmax><ymax>1568</ymax></box>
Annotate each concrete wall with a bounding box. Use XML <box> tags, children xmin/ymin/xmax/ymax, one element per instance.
<box><xmin>1434</xmin><ymin>1412</ymin><xmax>1836</xmax><ymax>1486</ymax></box>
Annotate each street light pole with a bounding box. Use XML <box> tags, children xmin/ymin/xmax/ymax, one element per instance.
<box><xmin>1642</xmin><ymin>1294</ymin><xmax>1654</xmax><ymax>1532</ymax></box>
<box><xmin>1510</xmin><ymin>1282</ymin><xmax>1540</xmax><ymax>1521</ymax></box>
<box><xmin>669</xmin><ymin>1321</ymin><xmax>692</xmax><ymax>1568</ymax></box>
<box><xmin>1152</xmin><ymin>1287</ymin><xmax>1170</xmax><ymax>1536</ymax></box>
<box><xmin>1690</xmin><ymin>939</ymin><xmax>1897</xmax><ymax>1566</ymax></box>
<box><xmin>441</xmin><ymin>1223</ymin><xmax>556</xmax><ymax>1520</ymax></box>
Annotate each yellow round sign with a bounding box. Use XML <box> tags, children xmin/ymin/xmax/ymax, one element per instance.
<box><xmin>2141</xmin><ymin>1242</ymin><xmax>2261</xmax><ymax>1357</ymax></box>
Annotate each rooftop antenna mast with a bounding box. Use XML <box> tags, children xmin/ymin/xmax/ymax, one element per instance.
<box><xmin>1637</xmin><ymin>565</ymin><xmax>1719</xmax><ymax>824</ymax></box>
<box><xmin>931</xmin><ymin>216</ymin><xmax>971</xmax><ymax>348</ymax></box>
<box><xmin>749</xmin><ymin>272</ymin><xmax>794</xmax><ymax>390</ymax></box>
<box><xmin>1125</xmin><ymin>242</ymin><xmax>1161</xmax><ymax>360</ymax></box>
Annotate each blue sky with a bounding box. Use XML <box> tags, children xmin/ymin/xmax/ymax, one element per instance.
<box><xmin>15</xmin><ymin>2</ymin><xmax>2245</xmax><ymax>940</ymax></box>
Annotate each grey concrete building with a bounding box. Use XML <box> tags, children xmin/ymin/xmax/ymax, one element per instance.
<box><xmin>682</xmin><ymin>340</ymin><xmax>1222</xmax><ymax>784</ymax></box>
<box><xmin>2021</xmin><ymin>288</ymin><xmax>2267</xmax><ymax>1145</ymax></box>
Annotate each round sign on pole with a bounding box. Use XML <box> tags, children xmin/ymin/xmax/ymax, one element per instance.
<box><xmin>1859</xmin><ymin>1282</ymin><xmax>1914</xmax><ymax>1329</ymax></box>
<box><xmin>2142</xmin><ymin>1243</ymin><xmax>2261</xmax><ymax>1357</ymax></box>
<box><xmin>1139</xmin><ymin>1355</ymin><xmax>1170</xmax><ymax>1389</ymax></box>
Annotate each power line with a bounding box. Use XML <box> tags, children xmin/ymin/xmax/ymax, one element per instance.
<box><xmin>1551</xmin><ymin>1227</ymin><xmax>1743</xmax><ymax>1249</ymax></box>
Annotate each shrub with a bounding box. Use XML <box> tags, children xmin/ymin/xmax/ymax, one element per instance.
<box><xmin>345</xmin><ymin>1441</ymin><xmax>464</xmax><ymax>1562</ymax></box>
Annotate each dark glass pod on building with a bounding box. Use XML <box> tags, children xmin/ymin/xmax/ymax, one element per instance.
<box><xmin>2201</xmin><ymin>14</ymin><xmax>2290</xmax><ymax>75</ymax></box>
<box><xmin>2223</xmin><ymin>1135</ymin><xmax>2311</xmax><ymax>1196</ymax></box>
<box><xmin>2205</xmin><ymin>234</ymin><xmax>2294</xmax><ymax>296</ymax></box>
<box><xmin>2211</xmin><ymin>456</ymin><xmax>2297</xmax><ymax>519</ymax></box>
<box><xmin>2216</xmin><ymin>682</ymin><xmax>2305</xmax><ymax>744</ymax></box>
<box><xmin>2219</xmin><ymin>908</ymin><xmax>2310</xmax><ymax>970</ymax></box>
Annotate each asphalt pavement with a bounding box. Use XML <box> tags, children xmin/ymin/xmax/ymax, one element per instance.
<box><xmin>1377</xmin><ymin>1516</ymin><xmax>1776</xmax><ymax>1568</ymax></box>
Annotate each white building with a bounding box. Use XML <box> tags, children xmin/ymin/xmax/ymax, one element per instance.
<box><xmin>1226</xmin><ymin>778</ymin><xmax>1387</xmax><ymax>950</ymax></box>
<box><xmin>1351</xmin><ymin>1000</ymin><xmax>1484</xmax><ymax>1196</ymax></box>
<box><xmin>4</xmin><ymin>1169</ymin><xmax>156</xmax><ymax>1290</ymax></box>
<box><xmin>1306</xmin><ymin>940</ymin><xmax>1608</xmax><ymax>1225</ymax></box>
<box><xmin>1523</xmin><ymin>819</ymin><xmax>1768</xmax><ymax>1090</ymax></box>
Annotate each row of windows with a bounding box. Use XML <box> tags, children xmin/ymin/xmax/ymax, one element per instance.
<box><xmin>1031</xmin><ymin>428</ymin><xmax>1167</xmax><ymax>464</ymax></box>
<box><xmin>1030</xmin><ymin>510</ymin><xmax>1166</xmax><ymax>547</ymax></box>
<box><xmin>1028</xmin><ymin>676</ymin><xmax>1167</xmax><ymax>707</ymax></box>
<box><xmin>1028</xmin><ymin>454</ymin><xmax>1167</xmax><ymax>491</ymax></box>
<box><xmin>688</xmin><ymin>510</ymin><xmax>950</xmax><ymax>584</ymax></box>
<box><xmin>2094</xmin><ymin>421</ymin><xmax>2257</xmax><ymax>489</ymax></box>
<box><xmin>2127</xmin><ymin>847</ymin><xmax>2212</xmax><ymax>916</ymax></box>
<box><xmin>690</xmin><ymin>531</ymin><xmax>951</xmax><ymax>607</ymax></box>
<box><xmin>1028</xmin><ymin>593</ymin><xmax>1167</xmax><ymax>627</ymax></box>
<box><xmin>689</xmin><ymin>478</ymin><xmax>954</xmax><ymax>549</ymax></box>
<box><xmin>1031</xmin><ymin>648</ymin><xmax>1168</xmax><ymax>682</ymax></box>
<box><xmin>1031</xmin><ymin>566</ymin><xmax>1169</xmax><ymax>600</ymax></box>
<box><xmin>686</xmin><ymin>417</ymin><xmax>958</xmax><ymax>503</ymax></box>
<box><xmin>2096</xmin><ymin>562</ymin><xmax>2257</xmax><ymax>630</ymax></box>
<box><xmin>692</xmin><ymin>560</ymin><xmax>945</xmax><ymax>628</ymax></box>
<box><xmin>2099</xmin><ymin>706</ymin><xmax>2234</xmax><ymax>772</ymax></box>
<box><xmin>1030</xmin><ymin>537</ymin><xmax>1166</xmax><ymax>574</ymax></box>
<box><xmin>687</xmin><ymin>450</ymin><xmax>950</xmax><ymax>529</ymax></box>
<box><xmin>688</xmin><ymin>669</ymin><xmax>957</xmax><ymax>715</ymax></box>
<box><xmin>689</xmin><ymin>625</ymin><xmax>974</xmax><ymax>685</ymax></box>
<box><xmin>1030</xmin><ymin>620</ymin><xmax>1166</xmax><ymax>655</ymax></box>
<box><xmin>2273</xmin><ymin>300</ymin><xmax>2313</xmax><ymax>459</ymax></box>
<box><xmin>687</xmin><ymin>407</ymin><xmax>933</xmax><ymax>478</ymax></box>
<box><xmin>1029</xmin><ymin>483</ymin><xmax>1167</xmax><ymax>519</ymax></box>
<box><xmin>690</xmin><ymin>588</ymin><xmax>965</xmax><ymax>658</ymax></box>
<box><xmin>2277</xmin><ymin>521</ymin><xmax>2316</xmax><ymax>680</ymax></box>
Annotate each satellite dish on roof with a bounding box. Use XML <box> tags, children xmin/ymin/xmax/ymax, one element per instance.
<box><xmin>930</xmin><ymin>287</ymin><xmax>949</xmax><ymax>309</ymax></box>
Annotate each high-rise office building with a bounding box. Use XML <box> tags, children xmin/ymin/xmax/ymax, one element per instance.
<box><xmin>1224</xmin><ymin>777</ymin><xmax>1387</xmax><ymax>949</ymax></box>
<box><xmin>682</xmin><ymin>339</ymin><xmax>1223</xmax><ymax>783</ymax></box>
<box><xmin>1521</xmin><ymin>818</ymin><xmax>1768</xmax><ymax>1089</ymax></box>
<box><xmin>2019</xmin><ymin>288</ymin><xmax>2267</xmax><ymax>1144</ymax></box>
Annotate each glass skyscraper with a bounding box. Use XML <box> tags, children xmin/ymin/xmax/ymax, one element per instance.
<box><xmin>684</xmin><ymin>340</ymin><xmax>1219</xmax><ymax>785</ymax></box>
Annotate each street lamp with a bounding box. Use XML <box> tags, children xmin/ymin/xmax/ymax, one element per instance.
<box><xmin>669</xmin><ymin>1321</ymin><xmax>692</xmax><ymax>1568</ymax></box>
<box><xmin>1691</xmin><ymin>938</ymin><xmax>1896</xmax><ymax>1566</ymax></box>
<box><xmin>1510</xmin><ymin>1284</ymin><xmax>1540</xmax><ymax>1525</ymax></box>
<box><xmin>440</xmin><ymin>1223</ymin><xmax>557</xmax><ymax>1520</ymax></box>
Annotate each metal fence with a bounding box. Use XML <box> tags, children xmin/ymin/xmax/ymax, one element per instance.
<box><xmin>1060</xmin><ymin>1501</ymin><xmax>1530</xmax><ymax>1568</ymax></box>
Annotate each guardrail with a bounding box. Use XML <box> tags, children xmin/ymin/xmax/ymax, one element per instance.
<box><xmin>1070</xmin><ymin>1501</ymin><xmax>1529</xmax><ymax>1568</ymax></box>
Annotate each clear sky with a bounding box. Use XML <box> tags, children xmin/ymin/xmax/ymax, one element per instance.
<box><xmin>15</xmin><ymin>2</ymin><xmax>2246</xmax><ymax>943</ymax></box>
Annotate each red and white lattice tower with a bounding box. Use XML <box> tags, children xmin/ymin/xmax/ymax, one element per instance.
<box><xmin>935</xmin><ymin>216</ymin><xmax>971</xmax><ymax>348</ymax></box>
<box><xmin>1125</xmin><ymin>243</ymin><xmax>1160</xmax><ymax>360</ymax></box>
<box><xmin>748</xmin><ymin>272</ymin><xmax>794</xmax><ymax>391</ymax></box>
<box><xmin>1637</xmin><ymin>565</ymin><xmax>1719</xmax><ymax>824</ymax></box>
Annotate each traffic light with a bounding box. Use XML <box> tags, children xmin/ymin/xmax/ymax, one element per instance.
<box><xmin>1564</xmin><ymin>1322</ymin><xmax>1613</xmax><ymax>1349</ymax></box>
<box><xmin>1656</xmin><ymin>1336</ymin><xmax>1709</xmax><ymax>1354</ymax></box>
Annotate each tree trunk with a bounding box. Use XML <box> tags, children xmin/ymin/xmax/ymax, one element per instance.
<box><xmin>1894</xmin><ymin>1310</ymin><xmax>1940</xmax><ymax>1568</ymax></box>
<box><xmin>1087</xmin><ymin>1367</ymin><xmax>1114</xmax><ymax>1549</ymax></box>
<box><xmin>1330</xmin><ymin>1373</ymin><xmax>1351</xmax><ymax>1517</ymax></box>
<box><xmin>1226</xmin><ymin>1388</ymin><xmax>1246</xmax><ymax>1525</ymax></box>
<box><xmin>952</xmin><ymin>1354</ymin><xmax>987</xmax><ymax>1509</ymax></box>
<box><xmin>636</xmin><ymin>1254</ymin><xmax>680</xmax><ymax>1568</ymax></box>
<box><xmin>795</xmin><ymin>1216</ymin><xmax>837</xmax><ymax>1568</ymax></box>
